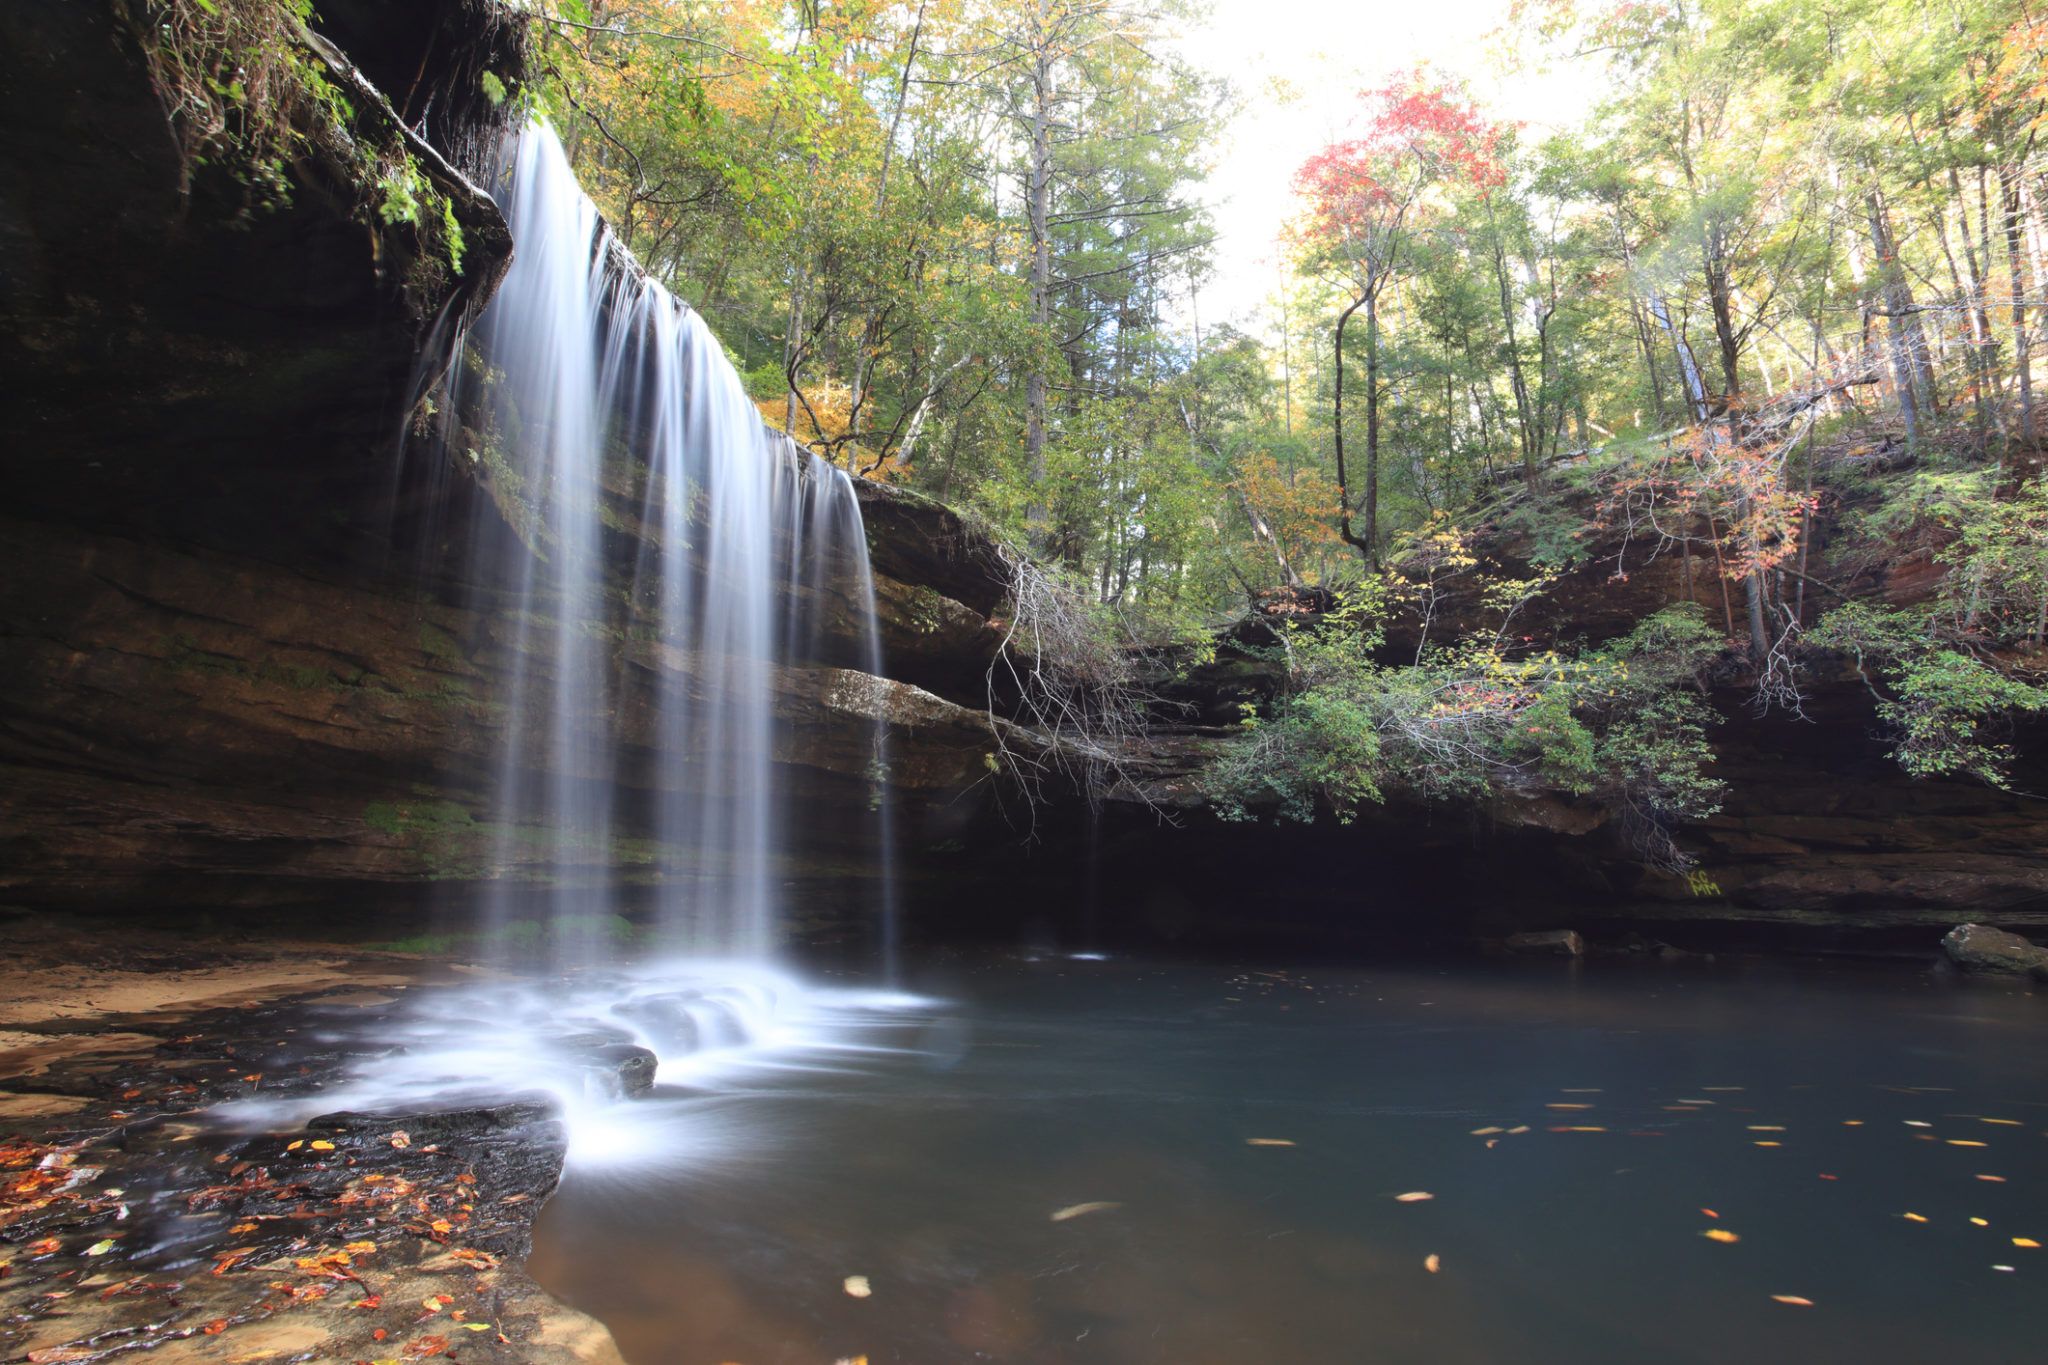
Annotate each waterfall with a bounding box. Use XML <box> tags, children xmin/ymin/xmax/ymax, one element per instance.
<box><xmin>429</xmin><ymin>121</ymin><xmax>894</xmax><ymax>965</ymax></box>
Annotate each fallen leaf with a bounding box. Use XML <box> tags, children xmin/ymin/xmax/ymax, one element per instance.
<box><xmin>1746</xmin><ymin>1126</ymin><xmax>1786</xmax><ymax>1132</ymax></box>
<box><xmin>1423</xmin><ymin>1253</ymin><xmax>1440</xmax><ymax>1273</ymax></box>
<box><xmin>1903</xmin><ymin>1121</ymin><xmax>1931</xmax><ymax>1128</ymax></box>
<box><xmin>1507</xmin><ymin>1126</ymin><xmax>1530</xmax><ymax>1134</ymax></box>
<box><xmin>354</xmin><ymin>1295</ymin><xmax>384</xmax><ymax>1310</ymax></box>
<box><xmin>389</xmin><ymin>1132</ymin><xmax>411</xmax><ymax>1149</ymax></box>
<box><xmin>2013</xmin><ymin>1238</ymin><xmax>2040</xmax><ymax>1248</ymax></box>
<box><xmin>1394</xmin><ymin>1192</ymin><xmax>1434</xmax><ymax>1203</ymax></box>
<box><xmin>1770</xmin><ymin>1295</ymin><xmax>1814</xmax><ymax>1306</ymax></box>
<box><xmin>430</xmin><ymin>1219</ymin><xmax>453</xmax><ymax>1234</ymax></box>
<box><xmin>1948</xmin><ymin>1140</ymin><xmax>1988</xmax><ymax>1147</ymax></box>
<box><xmin>843</xmin><ymin>1275</ymin><xmax>872</xmax><ymax>1298</ymax></box>
<box><xmin>1470</xmin><ymin>1127</ymin><xmax>1503</xmax><ymax>1136</ymax></box>
<box><xmin>84</xmin><ymin>1239</ymin><xmax>115</xmax><ymax>1256</ymax></box>
<box><xmin>1546</xmin><ymin>1103</ymin><xmax>1593</xmax><ymax>1110</ymax></box>
<box><xmin>286</xmin><ymin>1140</ymin><xmax>304</xmax><ymax>1151</ymax></box>
<box><xmin>1982</xmin><ymin>1118</ymin><xmax>2022</xmax><ymax>1126</ymax></box>
<box><xmin>309</xmin><ymin>1140</ymin><xmax>336</xmax><ymax>1152</ymax></box>
<box><xmin>1754</xmin><ymin>1141</ymin><xmax>1782</xmax><ymax>1147</ymax></box>
<box><xmin>27</xmin><ymin>1350</ymin><xmax>99</xmax><ymax>1363</ymax></box>
<box><xmin>1244</xmin><ymin>1138</ymin><xmax>1295</xmax><ymax>1147</ymax></box>
<box><xmin>1702</xmin><ymin>1229</ymin><xmax>1740</xmax><ymax>1243</ymax></box>
<box><xmin>230</xmin><ymin>1222</ymin><xmax>258</xmax><ymax>1234</ymax></box>
<box><xmin>462</xmin><ymin>1322</ymin><xmax>492</xmax><ymax>1331</ymax></box>
<box><xmin>1972</xmin><ymin>1218</ymin><xmax>1990</xmax><ymax>1226</ymax></box>
<box><xmin>1050</xmin><ymin>1202</ymin><xmax>1120</xmax><ymax>1222</ymax></box>
<box><xmin>1904</xmin><ymin>1213</ymin><xmax>1928</xmax><ymax>1223</ymax></box>
<box><xmin>346</xmin><ymin>1241</ymin><xmax>376</xmax><ymax>1254</ymax></box>
<box><xmin>405</xmin><ymin>1335</ymin><xmax>449</xmax><ymax>1358</ymax></box>
<box><xmin>1979</xmin><ymin>1174</ymin><xmax>2008</xmax><ymax>1182</ymax></box>
<box><xmin>373</xmin><ymin>1329</ymin><xmax>388</xmax><ymax>1341</ymax></box>
<box><xmin>1701</xmin><ymin>1209</ymin><xmax>1719</xmax><ymax>1218</ymax></box>
<box><xmin>203</xmin><ymin>1320</ymin><xmax>229</xmax><ymax>1335</ymax></box>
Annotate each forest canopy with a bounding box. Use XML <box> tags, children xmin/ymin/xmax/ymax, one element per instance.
<box><xmin>519</xmin><ymin>0</ymin><xmax>2048</xmax><ymax>817</ymax></box>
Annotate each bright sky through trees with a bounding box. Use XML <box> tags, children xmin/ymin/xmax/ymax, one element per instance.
<box><xmin>1176</xmin><ymin>0</ymin><xmax>1600</xmax><ymax>328</ymax></box>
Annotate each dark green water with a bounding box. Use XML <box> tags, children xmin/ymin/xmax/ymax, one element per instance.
<box><xmin>528</xmin><ymin>955</ymin><xmax>2048</xmax><ymax>1364</ymax></box>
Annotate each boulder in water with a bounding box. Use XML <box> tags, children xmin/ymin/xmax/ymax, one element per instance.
<box><xmin>1940</xmin><ymin>923</ymin><xmax>2048</xmax><ymax>973</ymax></box>
<box><xmin>1501</xmin><ymin>930</ymin><xmax>1586</xmax><ymax>957</ymax></box>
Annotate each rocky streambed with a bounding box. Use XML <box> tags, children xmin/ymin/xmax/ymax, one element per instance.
<box><xmin>0</xmin><ymin>927</ymin><xmax>623</xmax><ymax>1365</ymax></box>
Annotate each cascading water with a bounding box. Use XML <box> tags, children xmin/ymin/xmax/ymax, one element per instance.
<box><xmin>260</xmin><ymin>122</ymin><xmax>926</xmax><ymax>1163</ymax></box>
<box><xmin>434</xmin><ymin>120</ymin><xmax>896</xmax><ymax>964</ymax></box>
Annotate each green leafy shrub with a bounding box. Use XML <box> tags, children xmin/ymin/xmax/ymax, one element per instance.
<box><xmin>1204</xmin><ymin>601</ymin><xmax>1723</xmax><ymax>865</ymax></box>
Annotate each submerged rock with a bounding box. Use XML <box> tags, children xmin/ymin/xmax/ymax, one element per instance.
<box><xmin>1502</xmin><ymin>929</ymin><xmax>1586</xmax><ymax>957</ymax></box>
<box><xmin>1940</xmin><ymin>923</ymin><xmax>2048</xmax><ymax>973</ymax></box>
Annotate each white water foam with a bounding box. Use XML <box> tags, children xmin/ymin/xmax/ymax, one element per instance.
<box><xmin>233</xmin><ymin>963</ymin><xmax>937</xmax><ymax>1172</ymax></box>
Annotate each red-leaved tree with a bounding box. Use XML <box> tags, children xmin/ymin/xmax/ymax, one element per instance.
<box><xmin>1290</xmin><ymin>74</ymin><xmax>1509</xmax><ymax>565</ymax></box>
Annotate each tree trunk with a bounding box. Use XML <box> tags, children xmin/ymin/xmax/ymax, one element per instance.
<box><xmin>1865</xmin><ymin>193</ymin><xmax>1923</xmax><ymax>441</ymax></box>
<box><xmin>1363</xmin><ymin>290</ymin><xmax>1382</xmax><ymax>567</ymax></box>
<box><xmin>2003</xmin><ymin>163</ymin><xmax>2034</xmax><ymax>450</ymax></box>
<box><xmin>1023</xmin><ymin>25</ymin><xmax>1055</xmax><ymax>531</ymax></box>
<box><xmin>1330</xmin><ymin>292</ymin><xmax>1373</xmax><ymax>562</ymax></box>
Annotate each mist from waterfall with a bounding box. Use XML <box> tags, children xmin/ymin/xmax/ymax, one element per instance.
<box><xmin>431</xmin><ymin>121</ymin><xmax>896</xmax><ymax>966</ymax></box>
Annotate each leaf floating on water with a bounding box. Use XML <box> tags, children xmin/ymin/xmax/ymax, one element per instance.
<box><xmin>1978</xmin><ymin>1175</ymin><xmax>2008</xmax><ymax>1182</ymax></box>
<box><xmin>1701</xmin><ymin>1229</ymin><xmax>1740</xmax><ymax>1243</ymax></box>
<box><xmin>84</xmin><ymin>1240</ymin><xmax>115</xmax><ymax>1257</ymax></box>
<box><xmin>1903</xmin><ymin>1213</ymin><xmax>1929</xmax><ymax>1223</ymax></box>
<box><xmin>1424</xmin><ymin>1254</ymin><xmax>1440</xmax><ymax>1273</ymax></box>
<box><xmin>1394</xmin><ymin>1192</ymin><xmax>1434</xmax><ymax>1203</ymax></box>
<box><xmin>1982</xmin><ymin>1118</ymin><xmax>2023</xmax><ymax>1126</ymax></box>
<box><xmin>1547</xmin><ymin>1103</ymin><xmax>1594</xmax><ymax>1110</ymax></box>
<box><xmin>1948</xmin><ymin>1140</ymin><xmax>1988</xmax><ymax>1147</ymax></box>
<box><xmin>1754</xmin><ymin>1141</ymin><xmax>1782</xmax><ymax>1147</ymax></box>
<box><xmin>1244</xmin><ymin>1139</ymin><xmax>1295</xmax><ymax>1147</ymax></box>
<box><xmin>843</xmin><ymin>1275</ymin><xmax>873</xmax><ymax>1297</ymax></box>
<box><xmin>1843</xmin><ymin>1120</ymin><xmax>1864</xmax><ymax>1126</ymax></box>
<box><xmin>1508</xmin><ymin>1126</ymin><xmax>1531</xmax><ymax>1135</ymax></box>
<box><xmin>1701</xmin><ymin>1209</ymin><xmax>1719</xmax><ymax>1218</ymax></box>
<box><xmin>1050</xmin><ymin>1202</ymin><xmax>1120</xmax><ymax>1222</ymax></box>
<box><xmin>1972</xmin><ymin>1218</ymin><xmax>1990</xmax><ymax>1226</ymax></box>
<box><xmin>308</xmin><ymin>1140</ymin><xmax>335</xmax><ymax>1152</ymax></box>
<box><xmin>1993</xmin><ymin>1264</ymin><xmax>2017</xmax><ymax>1272</ymax></box>
<box><xmin>1470</xmin><ymin>1127</ymin><xmax>1504</xmax><ymax>1136</ymax></box>
<box><xmin>2013</xmin><ymin>1238</ymin><xmax>2041</xmax><ymax>1248</ymax></box>
<box><xmin>1904</xmin><ymin>1121</ymin><xmax>1931</xmax><ymax>1128</ymax></box>
<box><xmin>1770</xmin><ymin>1295</ymin><xmax>1814</xmax><ymax>1306</ymax></box>
<box><xmin>1746</xmin><ymin>1126</ymin><xmax>1786</xmax><ymax>1132</ymax></box>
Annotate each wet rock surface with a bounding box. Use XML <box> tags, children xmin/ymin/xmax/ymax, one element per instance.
<box><xmin>0</xmin><ymin>938</ymin><xmax>625</xmax><ymax>1365</ymax></box>
<box><xmin>1940</xmin><ymin>923</ymin><xmax>2048</xmax><ymax>974</ymax></box>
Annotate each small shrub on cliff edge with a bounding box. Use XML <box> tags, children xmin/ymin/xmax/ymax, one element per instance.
<box><xmin>1204</xmin><ymin>602</ymin><xmax>1724</xmax><ymax>869</ymax></box>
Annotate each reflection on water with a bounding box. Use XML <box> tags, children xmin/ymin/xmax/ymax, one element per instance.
<box><xmin>527</xmin><ymin>956</ymin><xmax>2048</xmax><ymax>1364</ymax></box>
